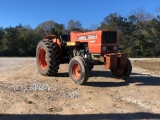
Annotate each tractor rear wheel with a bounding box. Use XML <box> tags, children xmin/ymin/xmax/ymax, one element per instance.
<box><xmin>111</xmin><ymin>58</ymin><xmax>132</xmax><ymax>80</ymax></box>
<box><xmin>36</xmin><ymin>40</ymin><xmax>61</xmax><ymax>76</ymax></box>
<box><xmin>68</xmin><ymin>56</ymin><xmax>89</xmax><ymax>85</ymax></box>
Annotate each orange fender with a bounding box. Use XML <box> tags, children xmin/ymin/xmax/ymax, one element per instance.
<box><xmin>43</xmin><ymin>34</ymin><xmax>62</xmax><ymax>55</ymax></box>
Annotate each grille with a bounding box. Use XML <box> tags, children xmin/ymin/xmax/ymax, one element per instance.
<box><xmin>107</xmin><ymin>46</ymin><xmax>113</xmax><ymax>51</ymax></box>
<box><xmin>102</xmin><ymin>31</ymin><xmax>117</xmax><ymax>44</ymax></box>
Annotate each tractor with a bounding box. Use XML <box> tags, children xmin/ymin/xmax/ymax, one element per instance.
<box><xmin>36</xmin><ymin>30</ymin><xmax>132</xmax><ymax>85</ymax></box>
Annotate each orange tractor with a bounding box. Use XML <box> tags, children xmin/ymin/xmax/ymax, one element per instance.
<box><xmin>36</xmin><ymin>30</ymin><xmax>132</xmax><ymax>85</ymax></box>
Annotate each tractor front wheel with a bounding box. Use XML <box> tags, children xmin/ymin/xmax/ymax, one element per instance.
<box><xmin>111</xmin><ymin>58</ymin><xmax>132</xmax><ymax>80</ymax></box>
<box><xmin>68</xmin><ymin>56</ymin><xmax>89</xmax><ymax>85</ymax></box>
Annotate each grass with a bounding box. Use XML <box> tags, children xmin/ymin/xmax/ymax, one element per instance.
<box><xmin>132</xmin><ymin>59</ymin><xmax>160</xmax><ymax>74</ymax></box>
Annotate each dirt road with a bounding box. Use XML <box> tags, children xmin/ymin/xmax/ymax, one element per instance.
<box><xmin>0</xmin><ymin>58</ymin><xmax>160</xmax><ymax>120</ymax></box>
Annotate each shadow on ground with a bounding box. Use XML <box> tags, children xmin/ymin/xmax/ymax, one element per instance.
<box><xmin>50</xmin><ymin>70</ymin><xmax>160</xmax><ymax>87</ymax></box>
<box><xmin>0</xmin><ymin>112</ymin><xmax>160</xmax><ymax>120</ymax></box>
<box><xmin>85</xmin><ymin>70</ymin><xmax>160</xmax><ymax>87</ymax></box>
<box><xmin>129</xmin><ymin>73</ymin><xmax>160</xmax><ymax>86</ymax></box>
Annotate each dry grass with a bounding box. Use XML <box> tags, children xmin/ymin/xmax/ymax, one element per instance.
<box><xmin>132</xmin><ymin>59</ymin><xmax>160</xmax><ymax>74</ymax></box>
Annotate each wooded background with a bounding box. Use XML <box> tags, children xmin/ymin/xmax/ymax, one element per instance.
<box><xmin>0</xmin><ymin>8</ymin><xmax>160</xmax><ymax>57</ymax></box>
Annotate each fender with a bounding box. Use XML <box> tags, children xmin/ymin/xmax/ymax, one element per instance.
<box><xmin>43</xmin><ymin>34</ymin><xmax>62</xmax><ymax>55</ymax></box>
<box><xmin>43</xmin><ymin>34</ymin><xmax>61</xmax><ymax>46</ymax></box>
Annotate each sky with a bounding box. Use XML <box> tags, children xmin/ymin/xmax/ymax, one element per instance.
<box><xmin>0</xmin><ymin>0</ymin><xmax>160</xmax><ymax>29</ymax></box>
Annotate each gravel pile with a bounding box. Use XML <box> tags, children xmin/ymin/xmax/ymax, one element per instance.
<box><xmin>0</xmin><ymin>80</ymin><xmax>80</xmax><ymax>100</ymax></box>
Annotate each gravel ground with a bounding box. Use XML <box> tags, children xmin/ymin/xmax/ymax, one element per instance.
<box><xmin>0</xmin><ymin>57</ymin><xmax>160</xmax><ymax>120</ymax></box>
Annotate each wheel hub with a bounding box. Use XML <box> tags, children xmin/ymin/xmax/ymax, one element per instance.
<box><xmin>39</xmin><ymin>48</ymin><xmax>47</xmax><ymax>70</ymax></box>
<box><xmin>72</xmin><ymin>62</ymin><xmax>81</xmax><ymax>80</ymax></box>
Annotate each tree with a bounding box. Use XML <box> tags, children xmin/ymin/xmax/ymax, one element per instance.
<box><xmin>0</xmin><ymin>27</ymin><xmax>4</xmax><ymax>40</ymax></box>
<box><xmin>131</xmin><ymin>7</ymin><xmax>154</xmax><ymax>21</ymax></box>
<box><xmin>67</xmin><ymin>20</ymin><xmax>83</xmax><ymax>30</ymax></box>
<box><xmin>35</xmin><ymin>20</ymin><xmax>66</xmax><ymax>38</ymax></box>
<box><xmin>0</xmin><ymin>25</ymin><xmax>41</xmax><ymax>56</ymax></box>
<box><xmin>1</xmin><ymin>26</ymin><xmax>20</xmax><ymax>56</ymax></box>
<box><xmin>35</xmin><ymin>20</ymin><xmax>55</xmax><ymax>36</ymax></box>
<box><xmin>89</xmin><ymin>24</ymin><xmax>99</xmax><ymax>31</ymax></box>
<box><xmin>50</xmin><ymin>23</ymin><xmax>65</xmax><ymax>37</ymax></box>
<box><xmin>98</xmin><ymin>13</ymin><xmax>126</xmax><ymax>31</ymax></box>
<box><xmin>0</xmin><ymin>27</ymin><xmax>5</xmax><ymax>49</ymax></box>
<box><xmin>18</xmin><ymin>26</ymin><xmax>41</xmax><ymax>56</ymax></box>
<box><xmin>142</xmin><ymin>17</ymin><xmax>160</xmax><ymax>56</ymax></box>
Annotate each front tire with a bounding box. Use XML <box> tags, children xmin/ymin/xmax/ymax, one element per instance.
<box><xmin>68</xmin><ymin>56</ymin><xmax>89</xmax><ymax>85</ymax></box>
<box><xmin>89</xmin><ymin>62</ymin><xmax>94</xmax><ymax>71</ymax></box>
<box><xmin>111</xmin><ymin>59</ymin><xmax>132</xmax><ymax>80</ymax></box>
<box><xmin>36</xmin><ymin>40</ymin><xmax>61</xmax><ymax>76</ymax></box>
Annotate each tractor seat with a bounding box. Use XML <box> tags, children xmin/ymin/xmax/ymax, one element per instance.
<box><xmin>60</xmin><ymin>34</ymin><xmax>70</xmax><ymax>44</ymax></box>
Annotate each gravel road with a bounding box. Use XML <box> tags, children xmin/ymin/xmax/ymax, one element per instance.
<box><xmin>0</xmin><ymin>57</ymin><xmax>160</xmax><ymax>120</ymax></box>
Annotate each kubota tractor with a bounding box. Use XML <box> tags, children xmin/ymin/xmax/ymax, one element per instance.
<box><xmin>36</xmin><ymin>30</ymin><xmax>132</xmax><ymax>85</ymax></box>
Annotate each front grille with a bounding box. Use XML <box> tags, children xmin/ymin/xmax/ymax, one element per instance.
<box><xmin>102</xmin><ymin>31</ymin><xmax>117</xmax><ymax>44</ymax></box>
<box><xmin>107</xmin><ymin>46</ymin><xmax>113</xmax><ymax>51</ymax></box>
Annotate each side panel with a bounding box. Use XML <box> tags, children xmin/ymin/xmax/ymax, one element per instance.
<box><xmin>70</xmin><ymin>31</ymin><xmax>102</xmax><ymax>53</ymax></box>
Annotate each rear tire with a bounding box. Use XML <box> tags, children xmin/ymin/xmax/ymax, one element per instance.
<box><xmin>36</xmin><ymin>40</ymin><xmax>61</xmax><ymax>76</ymax></box>
<box><xmin>111</xmin><ymin>58</ymin><xmax>132</xmax><ymax>80</ymax></box>
<box><xmin>68</xmin><ymin>56</ymin><xmax>89</xmax><ymax>85</ymax></box>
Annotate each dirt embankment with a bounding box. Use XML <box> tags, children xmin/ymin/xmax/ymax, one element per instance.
<box><xmin>0</xmin><ymin>58</ymin><xmax>160</xmax><ymax>120</ymax></box>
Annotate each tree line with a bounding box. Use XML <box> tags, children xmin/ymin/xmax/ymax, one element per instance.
<box><xmin>0</xmin><ymin>9</ymin><xmax>160</xmax><ymax>57</ymax></box>
<box><xmin>0</xmin><ymin>20</ymin><xmax>83</xmax><ymax>56</ymax></box>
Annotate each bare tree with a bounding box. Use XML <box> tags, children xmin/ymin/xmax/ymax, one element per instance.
<box><xmin>131</xmin><ymin>7</ymin><xmax>154</xmax><ymax>21</ymax></box>
<box><xmin>156</xmin><ymin>6</ymin><xmax>160</xmax><ymax>13</ymax></box>
<box><xmin>37</xmin><ymin>20</ymin><xmax>55</xmax><ymax>34</ymax></box>
<box><xmin>67</xmin><ymin>19</ymin><xmax>83</xmax><ymax>30</ymax></box>
<box><xmin>89</xmin><ymin>24</ymin><xmax>99</xmax><ymax>31</ymax></box>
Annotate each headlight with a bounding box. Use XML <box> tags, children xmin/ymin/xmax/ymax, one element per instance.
<box><xmin>102</xmin><ymin>46</ymin><xmax>106</xmax><ymax>51</ymax></box>
<box><xmin>114</xmin><ymin>46</ymin><xmax>118</xmax><ymax>51</ymax></box>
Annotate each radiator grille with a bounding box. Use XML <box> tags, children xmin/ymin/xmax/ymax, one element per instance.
<box><xmin>102</xmin><ymin>31</ymin><xmax>117</xmax><ymax>44</ymax></box>
<box><xmin>107</xmin><ymin>46</ymin><xmax>113</xmax><ymax>51</ymax></box>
